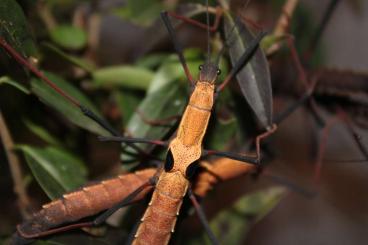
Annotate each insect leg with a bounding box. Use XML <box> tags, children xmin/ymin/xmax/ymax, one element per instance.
<box><xmin>273</xmin><ymin>77</ymin><xmax>316</xmax><ymax>125</ymax></box>
<box><xmin>93</xmin><ymin>176</ymin><xmax>158</xmax><ymax>226</ymax></box>
<box><xmin>336</xmin><ymin>108</ymin><xmax>368</xmax><ymax>160</ymax></box>
<box><xmin>161</xmin><ymin>11</ymin><xmax>195</xmax><ymax>85</ymax></box>
<box><xmin>203</xmin><ymin>124</ymin><xmax>277</xmax><ymax>166</ymax></box>
<box><xmin>166</xmin><ymin>6</ymin><xmax>223</xmax><ymax>33</ymax></box>
<box><xmin>15</xmin><ymin>176</ymin><xmax>157</xmax><ymax>240</ymax></box>
<box><xmin>188</xmin><ymin>187</ymin><xmax>219</xmax><ymax>245</ymax></box>
<box><xmin>0</xmin><ymin>38</ymin><xmax>148</xmax><ymax>157</ymax></box>
<box><xmin>217</xmin><ymin>31</ymin><xmax>268</xmax><ymax>92</ymax></box>
<box><xmin>136</xmin><ymin>108</ymin><xmax>181</xmax><ymax>127</ymax></box>
<box><xmin>202</xmin><ymin>150</ymin><xmax>258</xmax><ymax>165</ymax></box>
<box><xmin>261</xmin><ymin>170</ymin><xmax>316</xmax><ymax>198</ymax></box>
<box><xmin>306</xmin><ymin>0</ymin><xmax>341</xmax><ymax>60</ymax></box>
<box><xmin>98</xmin><ymin>135</ymin><xmax>168</xmax><ymax>147</ymax></box>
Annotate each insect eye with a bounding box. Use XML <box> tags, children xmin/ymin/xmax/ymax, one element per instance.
<box><xmin>217</xmin><ymin>69</ymin><xmax>221</xmax><ymax>75</ymax></box>
<box><xmin>199</xmin><ymin>65</ymin><xmax>203</xmax><ymax>70</ymax></box>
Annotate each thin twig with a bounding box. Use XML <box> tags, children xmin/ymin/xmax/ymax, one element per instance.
<box><xmin>0</xmin><ymin>110</ymin><xmax>31</xmax><ymax>218</ymax></box>
<box><xmin>267</xmin><ymin>0</ymin><xmax>299</xmax><ymax>55</ymax></box>
<box><xmin>36</xmin><ymin>1</ymin><xmax>57</xmax><ymax>31</ymax></box>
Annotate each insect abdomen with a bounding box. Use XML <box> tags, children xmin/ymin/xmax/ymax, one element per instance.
<box><xmin>133</xmin><ymin>171</ymin><xmax>189</xmax><ymax>245</ymax></box>
<box><xmin>16</xmin><ymin>169</ymin><xmax>155</xmax><ymax>237</ymax></box>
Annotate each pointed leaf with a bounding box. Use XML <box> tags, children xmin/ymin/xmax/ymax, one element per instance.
<box><xmin>224</xmin><ymin>12</ymin><xmax>272</xmax><ymax>128</ymax></box>
<box><xmin>114</xmin><ymin>90</ymin><xmax>142</xmax><ymax>125</ymax></box>
<box><xmin>30</xmin><ymin>72</ymin><xmax>110</xmax><ymax>136</ymax></box>
<box><xmin>24</xmin><ymin>120</ymin><xmax>62</xmax><ymax>146</ymax></box>
<box><xmin>113</xmin><ymin>0</ymin><xmax>164</xmax><ymax>26</ymax></box>
<box><xmin>17</xmin><ymin>145</ymin><xmax>87</xmax><ymax>200</ymax></box>
<box><xmin>0</xmin><ymin>76</ymin><xmax>30</xmax><ymax>94</ymax></box>
<box><xmin>147</xmin><ymin>49</ymin><xmax>201</xmax><ymax>94</ymax></box>
<box><xmin>92</xmin><ymin>65</ymin><xmax>154</xmax><ymax>90</ymax></box>
<box><xmin>0</xmin><ymin>0</ymin><xmax>37</xmax><ymax>80</ymax></box>
<box><xmin>50</xmin><ymin>25</ymin><xmax>87</xmax><ymax>50</ymax></box>
<box><xmin>42</xmin><ymin>42</ymin><xmax>95</xmax><ymax>72</ymax></box>
<box><xmin>121</xmin><ymin>50</ymin><xmax>203</xmax><ymax>163</ymax></box>
<box><xmin>122</xmin><ymin>82</ymin><xmax>187</xmax><ymax>163</ymax></box>
<box><xmin>190</xmin><ymin>187</ymin><xmax>285</xmax><ymax>244</ymax></box>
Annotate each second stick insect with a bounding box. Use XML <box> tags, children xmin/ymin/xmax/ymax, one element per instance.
<box><xmin>97</xmin><ymin>11</ymin><xmax>272</xmax><ymax>244</ymax></box>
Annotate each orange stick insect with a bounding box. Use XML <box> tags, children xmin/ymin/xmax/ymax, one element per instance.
<box><xmin>95</xmin><ymin>11</ymin><xmax>272</xmax><ymax>245</ymax></box>
<box><xmin>2</xmin><ymin>10</ymin><xmax>267</xmax><ymax>245</ymax></box>
<box><xmin>12</xmin><ymin>158</ymin><xmax>255</xmax><ymax>243</ymax></box>
<box><xmin>1</xmin><ymin>2</ymin><xmax>312</xmax><ymax>244</ymax></box>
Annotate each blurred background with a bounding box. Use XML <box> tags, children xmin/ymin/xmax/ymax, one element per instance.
<box><xmin>0</xmin><ymin>0</ymin><xmax>367</xmax><ymax>244</ymax></box>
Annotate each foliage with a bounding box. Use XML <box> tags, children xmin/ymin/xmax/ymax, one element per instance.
<box><xmin>0</xmin><ymin>0</ymin><xmax>346</xmax><ymax>244</ymax></box>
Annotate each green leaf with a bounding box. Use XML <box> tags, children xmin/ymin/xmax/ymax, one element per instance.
<box><xmin>147</xmin><ymin>49</ymin><xmax>202</xmax><ymax>94</ymax></box>
<box><xmin>122</xmin><ymin>82</ymin><xmax>187</xmax><ymax>163</ymax></box>
<box><xmin>0</xmin><ymin>0</ymin><xmax>38</xmax><ymax>80</ymax></box>
<box><xmin>42</xmin><ymin>42</ymin><xmax>95</xmax><ymax>72</ymax></box>
<box><xmin>50</xmin><ymin>25</ymin><xmax>87</xmax><ymax>50</ymax></box>
<box><xmin>114</xmin><ymin>90</ymin><xmax>142</xmax><ymax>126</ymax></box>
<box><xmin>0</xmin><ymin>76</ymin><xmax>30</xmax><ymax>94</ymax></box>
<box><xmin>199</xmin><ymin>187</ymin><xmax>285</xmax><ymax>244</ymax></box>
<box><xmin>17</xmin><ymin>145</ymin><xmax>87</xmax><ymax>200</ymax></box>
<box><xmin>30</xmin><ymin>72</ymin><xmax>110</xmax><ymax>136</ymax></box>
<box><xmin>135</xmin><ymin>53</ymin><xmax>169</xmax><ymax>69</ymax></box>
<box><xmin>24</xmin><ymin>120</ymin><xmax>62</xmax><ymax>146</ymax></box>
<box><xmin>205</xmin><ymin>114</ymin><xmax>238</xmax><ymax>150</ymax></box>
<box><xmin>113</xmin><ymin>0</ymin><xmax>164</xmax><ymax>26</ymax></box>
<box><xmin>92</xmin><ymin>65</ymin><xmax>154</xmax><ymax>90</ymax></box>
<box><xmin>121</xmin><ymin>50</ymin><xmax>203</xmax><ymax>162</ymax></box>
<box><xmin>0</xmin><ymin>0</ymin><xmax>37</xmax><ymax>56</ymax></box>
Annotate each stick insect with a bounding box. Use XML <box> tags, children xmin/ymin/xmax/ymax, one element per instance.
<box><xmin>1</xmin><ymin>10</ymin><xmax>268</xmax><ymax>245</ymax></box>
<box><xmin>13</xmin><ymin>157</ymin><xmax>255</xmax><ymax>243</ymax></box>
<box><xmin>1</xmin><ymin>1</ymin><xmax>316</xmax><ymax>244</ymax></box>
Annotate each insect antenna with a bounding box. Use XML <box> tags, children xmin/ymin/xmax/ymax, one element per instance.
<box><xmin>205</xmin><ymin>0</ymin><xmax>211</xmax><ymax>63</ymax></box>
<box><xmin>161</xmin><ymin>12</ymin><xmax>195</xmax><ymax>85</ymax></box>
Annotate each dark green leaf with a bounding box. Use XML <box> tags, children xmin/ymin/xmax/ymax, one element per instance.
<box><xmin>135</xmin><ymin>53</ymin><xmax>170</xmax><ymax>69</ymax></box>
<box><xmin>120</xmin><ymin>50</ymin><xmax>203</xmax><ymax>164</ymax></box>
<box><xmin>24</xmin><ymin>120</ymin><xmax>62</xmax><ymax>146</ymax></box>
<box><xmin>0</xmin><ymin>0</ymin><xmax>37</xmax><ymax>80</ymax></box>
<box><xmin>31</xmin><ymin>72</ymin><xmax>110</xmax><ymax>136</ymax></box>
<box><xmin>0</xmin><ymin>0</ymin><xmax>37</xmax><ymax>56</ymax></box>
<box><xmin>42</xmin><ymin>42</ymin><xmax>95</xmax><ymax>72</ymax></box>
<box><xmin>205</xmin><ymin>114</ymin><xmax>238</xmax><ymax>150</ymax></box>
<box><xmin>113</xmin><ymin>0</ymin><xmax>164</xmax><ymax>26</ymax></box>
<box><xmin>92</xmin><ymin>66</ymin><xmax>154</xmax><ymax>90</ymax></box>
<box><xmin>114</xmin><ymin>90</ymin><xmax>142</xmax><ymax>126</ymax></box>
<box><xmin>224</xmin><ymin>11</ymin><xmax>272</xmax><ymax>129</ymax></box>
<box><xmin>147</xmin><ymin>49</ymin><xmax>202</xmax><ymax>94</ymax></box>
<box><xmin>122</xmin><ymin>50</ymin><xmax>202</xmax><ymax>150</ymax></box>
<box><xmin>0</xmin><ymin>76</ymin><xmax>30</xmax><ymax>94</ymax></box>
<box><xmin>50</xmin><ymin>25</ymin><xmax>87</xmax><ymax>50</ymax></box>
<box><xmin>191</xmin><ymin>187</ymin><xmax>285</xmax><ymax>244</ymax></box>
<box><xmin>17</xmin><ymin>145</ymin><xmax>87</xmax><ymax>200</ymax></box>
<box><xmin>208</xmin><ymin>187</ymin><xmax>285</xmax><ymax>244</ymax></box>
<box><xmin>122</xmin><ymin>82</ymin><xmax>187</xmax><ymax>163</ymax></box>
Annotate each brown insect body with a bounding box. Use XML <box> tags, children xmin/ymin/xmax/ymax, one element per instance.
<box><xmin>16</xmin><ymin>169</ymin><xmax>155</xmax><ymax>238</ymax></box>
<box><xmin>14</xmin><ymin>156</ymin><xmax>255</xmax><ymax>241</ymax></box>
<box><xmin>132</xmin><ymin>64</ymin><xmax>217</xmax><ymax>244</ymax></box>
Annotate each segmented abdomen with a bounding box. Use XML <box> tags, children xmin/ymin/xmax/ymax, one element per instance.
<box><xmin>133</xmin><ymin>171</ymin><xmax>189</xmax><ymax>245</ymax></box>
<box><xmin>17</xmin><ymin>169</ymin><xmax>155</xmax><ymax>237</ymax></box>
